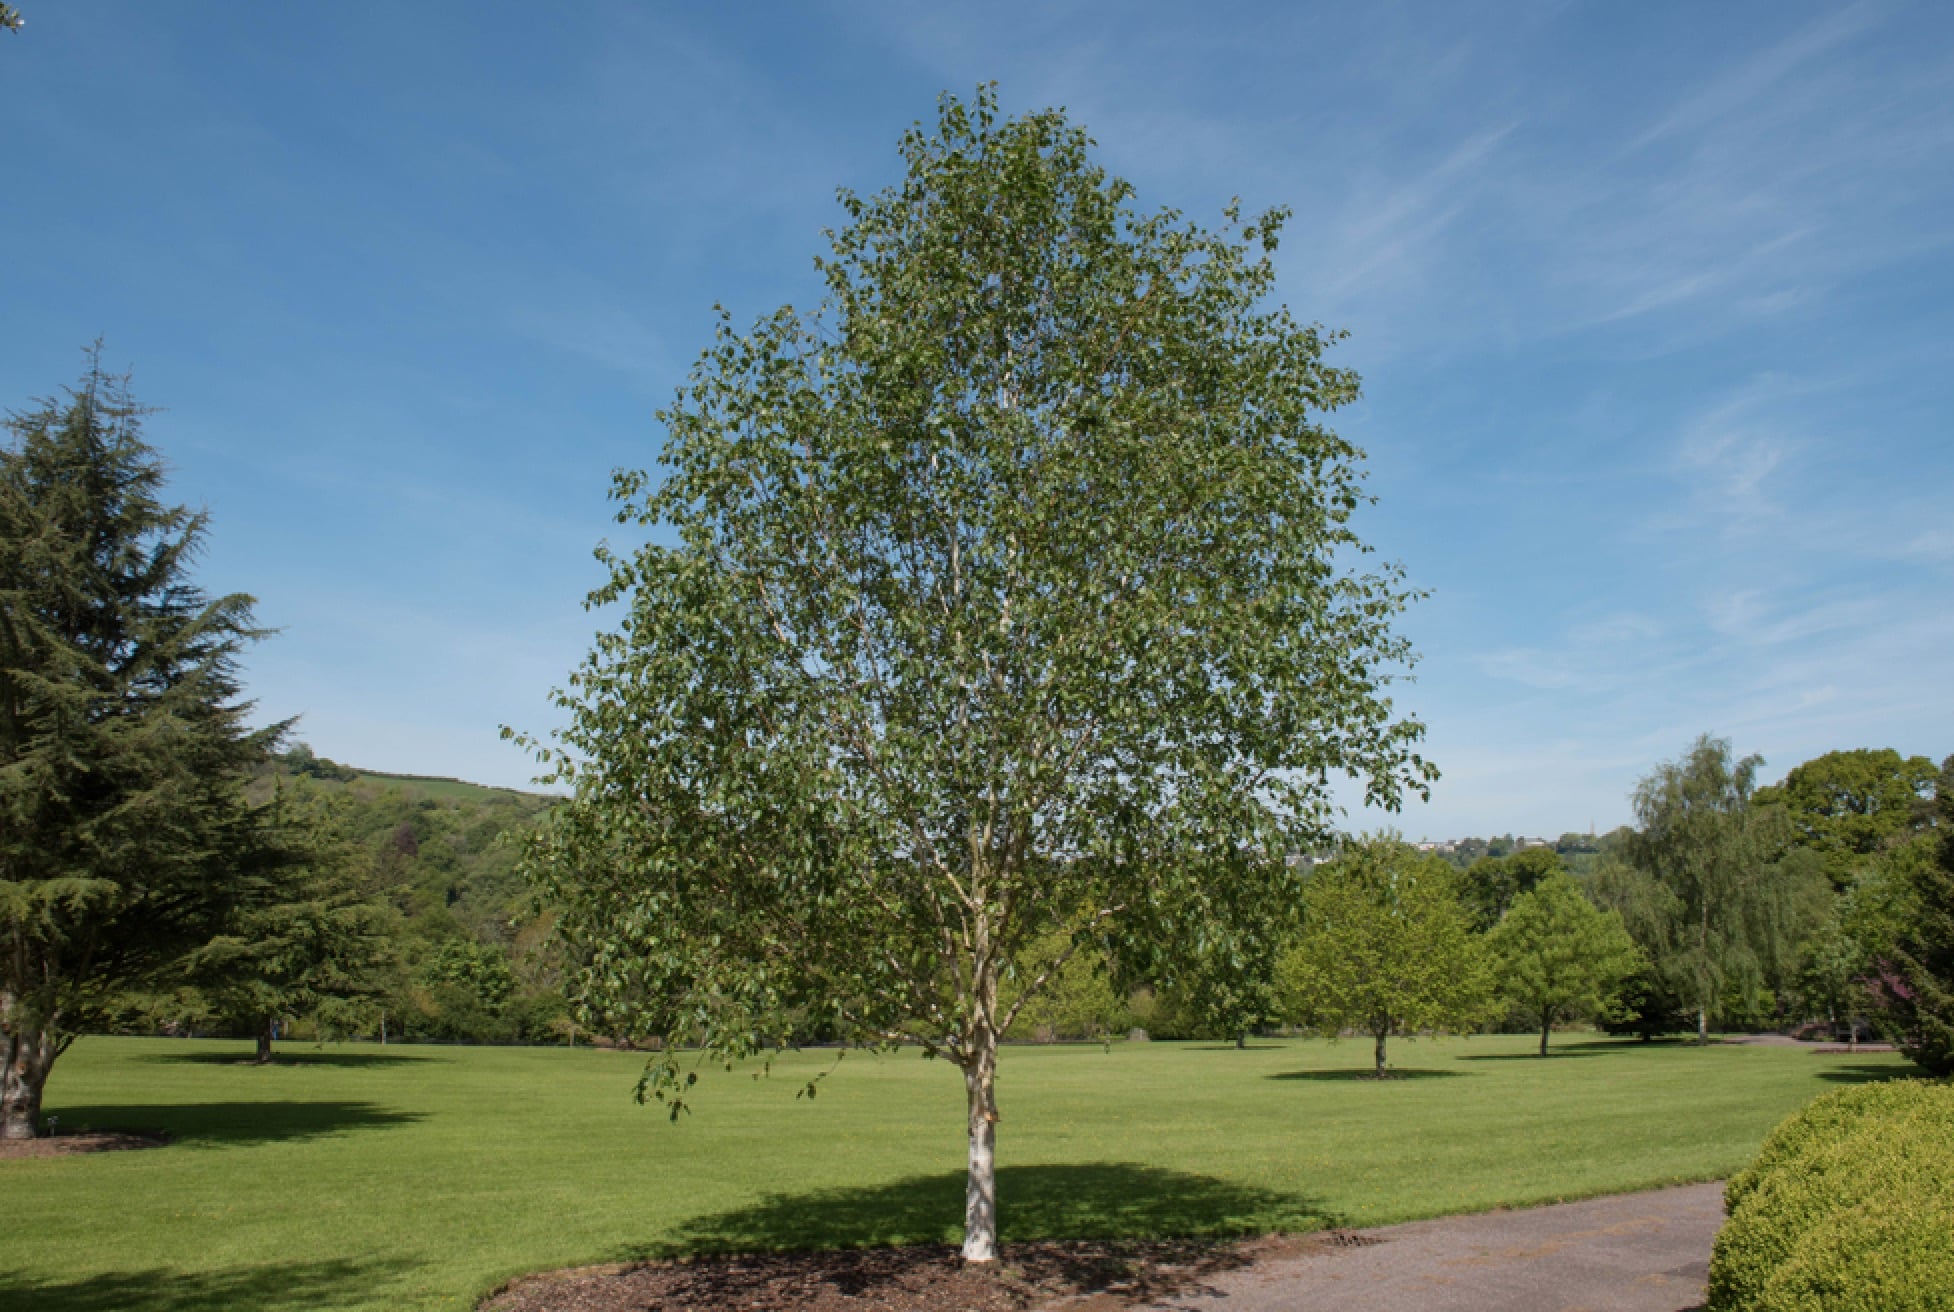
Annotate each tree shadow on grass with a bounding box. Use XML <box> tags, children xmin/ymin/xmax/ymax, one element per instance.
<box><xmin>1816</xmin><ymin>1062</ymin><xmax>1923</xmax><ymax>1085</ymax></box>
<box><xmin>1461</xmin><ymin>1039</ymin><xmax>1682</xmax><ymax>1062</ymax></box>
<box><xmin>0</xmin><ymin>1257</ymin><xmax>418</xmax><ymax>1312</ymax></box>
<box><xmin>1469</xmin><ymin>1040</ymin><xmax>1680</xmax><ymax>1063</ymax></box>
<box><xmin>618</xmin><ymin>1162</ymin><xmax>1338</xmax><ymax>1261</ymax></box>
<box><xmin>139</xmin><ymin>1048</ymin><xmax>444</xmax><ymax>1069</ymax></box>
<box><xmin>1269</xmin><ymin>1067</ymin><xmax>1464</xmax><ymax>1081</ymax></box>
<box><xmin>46</xmin><ymin>1100</ymin><xmax>423</xmax><ymax>1147</ymax></box>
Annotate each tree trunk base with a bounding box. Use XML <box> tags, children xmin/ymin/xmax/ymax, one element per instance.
<box><xmin>2</xmin><ymin>1021</ymin><xmax>58</xmax><ymax>1141</ymax></box>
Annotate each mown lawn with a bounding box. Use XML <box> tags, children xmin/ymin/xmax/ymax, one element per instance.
<box><xmin>0</xmin><ymin>1033</ymin><xmax>1914</xmax><ymax>1312</ymax></box>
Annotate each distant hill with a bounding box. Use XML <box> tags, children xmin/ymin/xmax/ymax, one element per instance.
<box><xmin>254</xmin><ymin>744</ymin><xmax>565</xmax><ymax>1043</ymax></box>
<box><xmin>347</xmin><ymin>768</ymin><xmax>551</xmax><ymax>804</ymax></box>
<box><xmin>266</xmin><ymin>742</ymin><xmax>546</xmax><ymax>800</ymax></box>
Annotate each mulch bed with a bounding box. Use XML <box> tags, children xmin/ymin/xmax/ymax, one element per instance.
<box><xmin>0</xmin><ymin>1129</ymin><xmax>169</xmax><ymax>1160</ymax></box>
<box><xmin>484</xmin><ymin>1233</ymin><xmax>1356</xmax><ymax>1312</ymax></box>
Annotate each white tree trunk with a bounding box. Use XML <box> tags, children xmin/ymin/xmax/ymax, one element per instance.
<box><xmin>962</xmin><ymin>1037</ymin><xmax>1000</xmax><ymax>1261</ymax></box>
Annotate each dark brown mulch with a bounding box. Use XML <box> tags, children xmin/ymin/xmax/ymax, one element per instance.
<box><xmin>484</xmin><ymin>1234</ymin><xmax>1350</xmax><ymax>1312</ymax></box>
<box><xmin>0</xmin><ymin>1129</ymin><xmax>169</xmax><ymax>1160</ymax></box>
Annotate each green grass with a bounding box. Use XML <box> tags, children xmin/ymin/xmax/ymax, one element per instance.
<box><xmin>1</xmin><ymin>1034</ymin><xmax>1916</xmax><ymax>1312</ymax></box>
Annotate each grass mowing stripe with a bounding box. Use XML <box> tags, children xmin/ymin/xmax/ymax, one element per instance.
<box><xmin>0</xmin><ymin>1034</ymin><xmax>1915</xmax><ymax>1312</ymax></box>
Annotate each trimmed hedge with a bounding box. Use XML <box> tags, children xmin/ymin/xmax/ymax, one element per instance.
<box><xmin>1708</xmin><ymin>1078</ymin><xmax>1954</xmax><ymax>1311</ymax></box>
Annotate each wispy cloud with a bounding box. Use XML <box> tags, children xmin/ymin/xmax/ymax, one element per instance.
<box><xmin>1905</xmin><ymin>528</ymin><xmax>1954</xmax><ymax>560</ymax></box>
<box><xmin>11</xmin><ymin>1</ymin><xmax>1951</xmax><ymax>822</ymax></box>
<box><xmin>1672</xmin><ymin>417</ymin><xmax>1792</xmax><ymax>528</ymax></box>
<box><xmin>1701</xmin><ymin>588</ymin><xmax>1885</xmax><ymax>648</ymax></box>
<box><xmin>1628</xmin><ymin>2</ymin><xmax>1885</xmax><ymax>150</ymax></box>
<box><xmin>1476</xmin><ymin>609</ymin><xmax>1670</xmax><ymax>695</ymax></box>
<box><xmin>1315</xmin><ymin>125</ymin><xmax>1517</xmax><ymax>305</ymax></box>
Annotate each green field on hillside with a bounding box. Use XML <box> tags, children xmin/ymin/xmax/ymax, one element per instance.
<box><xmin>1</xmin><ymin>1035</ymin><xmax>1916</xmax><ymax>1312</ymax></box>
<box><xmin>347</xmin><ymin>770</ymin><xmax>546</xmax><ymax>804</ymax></box>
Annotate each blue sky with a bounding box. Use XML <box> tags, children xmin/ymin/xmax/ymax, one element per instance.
<box><xmin>3</xmin><ymin>2</ymin><xmax>1949</xmax><ymax>838</ymax></box>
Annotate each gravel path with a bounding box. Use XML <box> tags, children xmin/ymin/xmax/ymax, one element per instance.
<box><xmin>1150</xmin><ymin>1182</ymin><xmax>1724</xmax><ymax>1312</ymax></box>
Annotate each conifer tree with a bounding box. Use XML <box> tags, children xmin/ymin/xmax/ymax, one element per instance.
<box><xmin>0</xmin><ymin>352</ymin><xmax>276</xmax><ymax>1138</ymax></box>
<box><xmin>182</xmin><ymin>788</ymin><xmax>396</xmax><ymax>1063</ymax></box>
<box><xmin>1875</xmin><ymin>755</ymin><xmax>1954</xmax><ymax>1075</ymax></box>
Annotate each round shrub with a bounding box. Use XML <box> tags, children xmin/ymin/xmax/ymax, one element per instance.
<box><xmin>1708</xmin><ymin>1079</ymin><xmax>1954</xmax><ymax>1311</ymax></box>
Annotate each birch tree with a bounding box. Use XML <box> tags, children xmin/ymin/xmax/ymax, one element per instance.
<box><xmin>513</xmin><ymin>88</ymin><xmax>1433</xmax><ymax>1262</ymax></box>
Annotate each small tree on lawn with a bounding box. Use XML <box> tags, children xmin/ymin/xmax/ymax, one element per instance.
<box><xmin>1157</xmin><ymin>928</ymin><xmax>1289</xmax><ymax>1048</ymax></box>
<box><xmin>512</xmin><ymin>88</ymin><xmax>1433</xmax><ymax>1261</ymax></box>
<box><xmin>1278</xmin><ymin>837</ymin><xmax>1487</xmax><ymax>1077</ymax></box>
<box><xmin>1487</xmin><ymin>870</ymin><xmax>1641</xmax><ymax>1055</ymax></box>
<box><xmin>1003</xmin><ymin>931</ymin><xmax>1126</xmax><ymax>1042</ymax></box>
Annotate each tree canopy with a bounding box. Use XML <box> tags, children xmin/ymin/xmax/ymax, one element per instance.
<box><xmin>1755</xmin><ymin>748</ymin><xmax>1937</xmax><ymax>890</ymax></box>
<box><xmin>1460</xmin><ymin>846</ymin><xmax>1567</xmax><ymax>931</ymax></box>
<box><xmin>1</xmin><ymin>353</ymin><xmax>276</xmax><ymax>1139</ymax></box>
<box><xmin>179</xmin><ymin>788</ymin><xmax>396</xmax><ymax>1063</ymax></box>
<box><xmin>515</xmin><ymin>88</ymin><xmax>1432</xmax><ymax>1260</ymax></box>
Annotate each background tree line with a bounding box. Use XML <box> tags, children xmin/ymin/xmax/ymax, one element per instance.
<box><xmin>994</xmin><ymin>737</ymin><xmax>1952</xmax><ymax>1073</ymax></box>
<box><xmin>265</xmin><ymin>753</ymin><xmax>563</xmax><ymax>1044</ymax></box>
<box><xmin>225</xmin><ymin>737</ymin><xmax>1953</xmax><ymax>1069</ymax></box>
<box><xmin>5</xmin><ymin>365</ymin><xmax>1937</xmax><ymax>1092</ymax></box>
<box><xmin>11</xmin><ymin>379</ymin><xmax>1919</xmax><ymax>1069</ymax></box>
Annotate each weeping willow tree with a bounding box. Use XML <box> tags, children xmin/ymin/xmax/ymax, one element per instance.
<box><xmin>513</xmin><ymin>88</ymin><xmax>1433</xmax><ymax>1262</ymax></box>
<box><xmin>1595</xmin><ymin>735</ymin><xmax>1821</xmax><ymax>1044</ymax></box>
